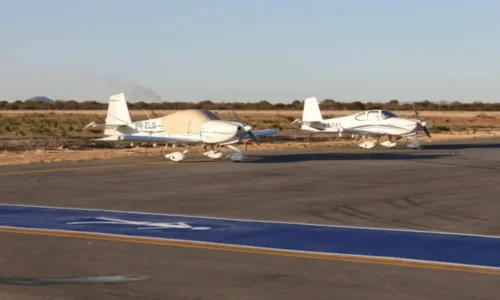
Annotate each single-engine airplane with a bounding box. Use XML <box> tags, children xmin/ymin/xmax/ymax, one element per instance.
<box><xmin>84</xmin><ymin>93</ymin><xmax>278</xmax><ymax>162</ymax></box>
<box><xmin>292</xmin><ymin>97</ymin><xmax>432</xmax><ymax>149</ymax></box>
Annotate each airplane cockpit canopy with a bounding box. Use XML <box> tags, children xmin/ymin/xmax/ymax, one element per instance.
<box><xmin>355</xmin><ymin>110</ymin><xmax>399</xmax><ymax>121</ymax></box>
<box><xmin>381</xmin><ymin>110</ymin><xmax>399</xmax><ymax>119</ymax></box>
<box><xmin>198</xmin><ymin>109</ymin><xmax>222</xmax><ymax>120</ymax></box>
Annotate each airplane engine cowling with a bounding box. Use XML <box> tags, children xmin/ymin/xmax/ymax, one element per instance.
<box><xmin>200</xmin><ymin>120</ymin><xmax>240</xmax><ymax>144</ymax></box>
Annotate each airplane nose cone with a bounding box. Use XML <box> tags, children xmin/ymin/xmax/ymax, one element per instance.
<box><xmin>228</xmin><ymin>123</ymin><xmax>240</xmax><ymax>135</ymax></box>
<box><xmin>235</xmin><ymin>124</ymin><xmax>249</xmax><ymax>139</ymax></box>
<box><xmin>412</xmin><ymin>119</ymin><xmax>425</xmax><ymax>129</ymax></box>
<box><xmin>234</xmin><ymin>124</ymin><xmax>251</xmax><ymax>132</ymax></box>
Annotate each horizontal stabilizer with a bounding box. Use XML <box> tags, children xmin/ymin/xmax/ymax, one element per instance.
<box><xmin>91</xmin><ymin>136</ymin><xmax>122</xmax><ymax>141</ymax></box>
<box><xmin>83</xmin><ymin>122</ymin><xmax>128</xmax><ymax>130</ymax></box>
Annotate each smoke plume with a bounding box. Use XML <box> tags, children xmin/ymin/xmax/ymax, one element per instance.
<box><xmin>107</xmin><ymin>77</ymin><xmax>162</xmax><ymax>103</ymax></box>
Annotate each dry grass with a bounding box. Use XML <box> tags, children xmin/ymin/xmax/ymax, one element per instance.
<box><xmin>1</xmin><ymin>130</ymin><xmax>499</xmax><ymax>166</ymax></box>
<box><xmin>0</xmin><ymin>109</ymin><xmax>499</xmax><ymax>165</ymax></box>
<box><xmin>0</xmin><ymin>110</ymin><xmax>498</xmax><ymax>138</ymax></box>
<box><xmin>2</xmin><ymin>109</ymin><xmax>500</xmax><ymax>117</ymax></box>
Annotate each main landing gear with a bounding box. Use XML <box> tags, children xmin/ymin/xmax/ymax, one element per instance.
<box><xmin>356</xmin><ymin>136</ymin><xmax>420</xmax><ymax>149</ymax></box>
<box><xmin>203</xmin><ymin>145</ymin><xmax>244</xmax><ymax>162</ymax></box>
<box><xmin>163</xmin><ymin>144</ymin><xmax>245</xmax><ymax>163</ymax></box>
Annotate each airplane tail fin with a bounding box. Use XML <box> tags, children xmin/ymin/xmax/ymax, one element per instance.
<box><xmin>103</xmin><ymin>93</ymin><xmax>132</xmax><ymax>135</ymax></box>
<box><xmin>302</xmin><ymin>97</ymin><xmax>323</xmax><ymax>122</ymax></box>
<box><xmin>106</xmin><ymin>93</ymin><xmax>132</xmax><ymax>126</ymax></box>
<box><xmin>83</xmin><ymin>93</ymin><xmax>133</xmax><ymax>136</ymax></box>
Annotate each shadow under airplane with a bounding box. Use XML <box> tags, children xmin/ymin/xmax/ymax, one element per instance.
<box><xmin>421</xmin><ymin>142</ymin><xmax>500</xmax><ymax>151</ymax></box>
<box><xmin>244</xmin><ymin>152</ymin><xmax>456</xmax><ymax>164</ymax></box>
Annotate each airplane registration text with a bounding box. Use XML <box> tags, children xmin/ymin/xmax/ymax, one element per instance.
<box><xmin>135</xmin><ymin>121</ymin><xmax>158</xmax><ymax>130</ymax></box>
<box><xmin>322</xmin><ymin>122</ymin><xmax>342</xmax><ymax>129</ymax></box>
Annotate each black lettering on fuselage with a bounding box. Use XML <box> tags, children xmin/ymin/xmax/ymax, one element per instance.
<box><xmin>135</xmin><ymin>121</ymin><xmax>157</xmax><ymax>130</ymax></box>
<box><xmin>322</xmin><ymin>122</ymin><xmax>342</xmax><ymax>129</ymax></box>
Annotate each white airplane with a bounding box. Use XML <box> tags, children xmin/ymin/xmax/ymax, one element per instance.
<box><xmin>84</xmin><ymin>93</ymin><xmax>278</xmax><ymax>162</ymax></box>
<box><xmin>292</xmin><ymin>97</ymin><xmax>432</xmax><ymax>149</ymax></box>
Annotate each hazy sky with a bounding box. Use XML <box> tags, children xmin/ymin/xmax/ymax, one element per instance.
<box><xmin>1</xmin><ymin>0</ymin><xmax>499</xmax><ymax>103</ymax></box>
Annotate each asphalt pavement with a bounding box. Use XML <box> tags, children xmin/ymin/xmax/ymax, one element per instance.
<box><xmin>0</xmin><ymin>137</ymin><xmax>499</xmax><ymax>299</ymax></box>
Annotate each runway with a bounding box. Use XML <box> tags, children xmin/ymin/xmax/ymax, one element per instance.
<box><xmin>0</xmin><ymin>137</ymin><xmax>500</xmax><ymax>299</ymax></box>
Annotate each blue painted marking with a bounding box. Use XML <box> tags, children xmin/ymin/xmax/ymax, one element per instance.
<box><xmin>0</xmin><ymin>204</ymin><xmax>499</xmax><ymax>269</ymax></box>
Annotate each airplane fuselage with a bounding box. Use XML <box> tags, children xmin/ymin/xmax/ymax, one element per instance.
<box><xmin>126</xmin><ymin>117</ymin><xmax>247</xmax><ymax>146</ymax></box>
<box><xmin>300</xmin><ymin>113</ymin><xmax>421</xmax><ymax>137</ymax></box>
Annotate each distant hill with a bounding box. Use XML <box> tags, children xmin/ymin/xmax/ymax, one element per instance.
<box><xmin>25</xmin><ymin>96</ymin><xmax>54</xmax><ymax>103</ymax></box>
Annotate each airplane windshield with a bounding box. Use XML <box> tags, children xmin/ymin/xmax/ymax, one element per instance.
<box><xmin>381</xmin><ymin>110</ymin><xmax>399</xmax><ymax>119</ymax></box>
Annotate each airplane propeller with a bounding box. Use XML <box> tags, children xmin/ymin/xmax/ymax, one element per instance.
<box><xmin>232</xmin><ymin>111</ymin><xmax>260</xmax><ymax>146</ymax></box>
<box><xmin>414</xmin><ymin>110</ymin><xmax>431</xmax><ymax>138</ymax></box>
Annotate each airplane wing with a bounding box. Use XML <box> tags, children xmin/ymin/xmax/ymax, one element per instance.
<box><xmin>296</xmin><ymin>121</ymin><xmax>381</xmax><ymax>136</ymax></box>
<box><xmin>93</xmin><ymin>135</ymin><xmax>201</xmax><ymax>144</ymax></box>
<box><xmin>245</xmin><ymin>129</ymin><xmax>279</xmax><ymax>137</ymax></box>
<box><xmin>340</xmin><ymin>128</ymin><xmax>399</xmax><ymax>137</ymax></box>
<box><xmin>337</xmin><ymin>128</ymin><xmax>384</xmax><ymax>135</ymax></box>
<box><xmin>119</xmin><ymin>129</ymin><xmax>278</xmax><ymax>143</ymax></box>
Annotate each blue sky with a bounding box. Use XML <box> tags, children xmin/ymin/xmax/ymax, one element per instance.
<box><xmin>1</xmin><ymin>0</ymin><xmax>499</xmax><ymax>103</ymax></box>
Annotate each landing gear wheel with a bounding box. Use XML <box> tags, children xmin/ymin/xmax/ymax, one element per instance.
<box><xmin>165</xmin><ymin>150</ymin><xmax>189</xmax><ymax>162</ymax></box>
<box><xmin>358</xmin><ymin>137</ymin><xmax>380</xmax><ymax>149</ymax></box>
<box><xmin>406</xmin><ymin>138</ymin><xmax>421</xmax><ymax>149</ymax></box>
<box><xmin>204</xmin><ymin>150</ymin><xmax>223</xmax><ymax>160</ymax></box>
<box><xmin>226</xmin><ymin>152</ymin><xmax>244</xmax><ymax>162</ymax></box>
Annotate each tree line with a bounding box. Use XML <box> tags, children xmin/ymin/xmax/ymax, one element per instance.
<box><xmin>1</xmin><ymin>99</ymin><xmax>500</xmax><ymax>111</ymax></box>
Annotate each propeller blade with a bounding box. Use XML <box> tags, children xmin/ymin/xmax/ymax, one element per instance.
<box><xmin>413</xmin><ymin>109</ymin><xmax>430</xmax><ymax>138</ymax></box>
<box><xmin>423</xmin><ymin>125</ymin><xmax>431</xmax><ymax>138</ymax></box>
<box><xmin>232</xmin><ymin>110</ymin><xmax>262</xmax><ymax>146</ymax></box>
<box><xmin>247</xmin><ymin>131</ymin><xmax>260</xmax><ymax>145</ymax></box>
<box><xmin>232</xmin><ymin>111</ymin><xmax>243</xmax><ymax>123</ymax></box>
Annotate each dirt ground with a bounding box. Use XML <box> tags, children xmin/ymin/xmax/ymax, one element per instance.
<box><xmin>0</xmin><ymin>110</ymin><xmax>499</xmax><ymax>165</ymax></box>
<box><xmin>1</xmin><ymin>130</ymin><xmax>498</xmax><ymax>166</ymax></box>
